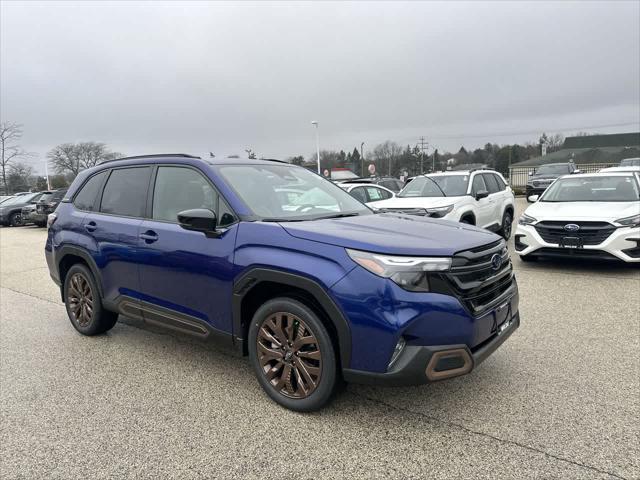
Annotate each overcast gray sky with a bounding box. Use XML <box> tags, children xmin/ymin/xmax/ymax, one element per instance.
<box><xmin>1</xmin><ymin>0</ymin><xmax>639</xmax><ymax>172</ymax></box>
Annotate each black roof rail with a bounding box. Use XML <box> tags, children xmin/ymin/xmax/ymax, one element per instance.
<box><xmin>99</xmin><ymin>153</ymin><xmax>201</xmax><ymax>164</ymax></box>
<box><xmin>467</xmin><ymin>167</ymin><xmax>495</xmax><ymax>173</ymax></box>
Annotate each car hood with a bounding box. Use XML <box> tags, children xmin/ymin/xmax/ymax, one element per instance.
<box><xmin>529</xmin><ymin>175</ymin><xmax>560</xmax><ymax>181</ymax></box>
<box><xmin>525</xmin><ymin>201</ymin><xmax>640</xmax><ymax>222</ymax></box>
<box><xmin>367</xmin><ymin>196</ymin><xmax>464</xmax><ymax>210</ymax></box>
<box><xmin>280</xmin><ymin>213</ymin><xmax>499</xmax><ymax>256</ymax></box>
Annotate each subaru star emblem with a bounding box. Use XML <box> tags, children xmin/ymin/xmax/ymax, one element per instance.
<box><xmin>490</xmin><ymin>253</ymin><xmax>502</xmax><ymax>271</ymax></box>
<box><xmin>564</xmin><ymin>223</ymin><xmax>580</xmax><ymax>232</ymax></box>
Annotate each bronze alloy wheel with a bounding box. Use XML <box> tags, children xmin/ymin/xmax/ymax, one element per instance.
<box><xmin>257</xmin><ymin>312</ymin><xmax>322</xmax><ymax>399</ymax></box>
<box><xmin>67</xmin><ymin>273</ymin><xmax>94</xmax><ymax>327</ymax></box>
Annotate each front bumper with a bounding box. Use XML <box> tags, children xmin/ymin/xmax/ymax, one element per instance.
<box><xmin>515</xmin><ymin>224</ymin><xmax>640</xmax><ymax>262</ymax></box>
<box><xmin>343</xmin><ymin>312</ymin><xmax>520</xmax><ymax>386</ymax></box>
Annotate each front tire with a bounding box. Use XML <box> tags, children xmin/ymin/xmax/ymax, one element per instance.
<box><xmin>9</xmin><ymin>212</ymin><xmax>22</xmax><ymax>227</ymax></box>
<box><xmin>248</xmin><ymin>298</ymin><xmax>337</xmax><ymax>412</ymax></box>
<box><xmin>500</xmin><ymin>210</ymin><xmax>513</xmax><ymax>240</ymax></box>
<box><xmin>63</xmin><ymin>264</ymin><xmax>118</xmax><ymax>335</ymax></box>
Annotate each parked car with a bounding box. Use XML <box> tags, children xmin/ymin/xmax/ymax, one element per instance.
<box><xmin>619</xmin><ymin>157</ymin><xmax>640</xmax><ymax>167</ymax></box>
<box><xmin>599</xmin><ymin>166</ymin><xmax>640</xmax><ymax>173</ymax></box>
<box><xmin>32</xmin><ymin>189</ymin><xmax>68</xmax><ymax>227</ymax></box>
<box><xmin>370</xmin><ymin>169</ymin><xmax>515</xmax><ymax>239</ymax></box>
<box><xmin>340</xmin><ymin>177</ymin><xmax>405</xmax><ymax>193</ymax></box>
<box><xmin>526</xmin><ymin>162</ymin><xmax>580</xmax><ymax>201</ymax></box>
<box><xmin>0</xmin><ymin>192</ymin><xmax>43</xmax><ymax>226</ymax></box>
<box><xmin>46</xmin><ymin>154</ymin><xmax>520</xmax><ymax>411</ymax></box>
<box><xmin>0</xmin><ymin>195</ymin><xmax>15</xmax><ymax>204</ymax></box>
<box><xmin>515</xmin><ymin>172</ymin><xmax>640</xmax><ymax>263</ymax></box>
<box><xmin>338</xmin><ymin>182</ymin><xmax>395</xmax><ymax>206</ymax></box>
<box><xmin>20</xmin><ymin>192</ymin><xmax>48</xmax><ymax>225</ymax></box>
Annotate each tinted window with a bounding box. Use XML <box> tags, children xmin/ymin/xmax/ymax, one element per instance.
<box><xmin>74</xmin><ymin>172</ymin><xmax>107</xmax><ymax>211</ymax></box>
<box><xmin>366</xmin><ymin>186</ymin><xmax>392</xmax><ymax>201</ymax></box>
<box><xmin>52</xmin><ymin>189</ymin><xmax>67</xmax><ymax>200</ymax></box>
<box><xmin>494</xmin><ymin>174</ymin><xmax>507</xmax><ymax>190</ymax></box>
<box><xmin>100</xmin><ymin>167</ymin><xmax>151</xmax><ymax>217</ymax></box>
<box><xmin>471</xmin><ymin>174</ymin><xmax>487</xmax><ymax>194</ymax></box>
<box><xmin>483</xmin><ymin>174</ymin><xmax>500</xmax><ymax>194</ymax></box>
<box><xmin>349</xmin><ymin>187</ymin><xmax>368</xmax><ymax>203</ymax></box>
<box><xmin>380</xmin><ymin>180</ymin><xmax>402</xmax><ymax>193</ymax></box>
<box><xmin>152</xmin><ymin>167</ymin><xmax>218</xmax><ymax>222</ymax></box>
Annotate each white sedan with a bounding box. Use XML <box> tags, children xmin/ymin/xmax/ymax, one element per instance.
<box><xmin>338</xmin><ymin>182</ymin><xmax>395</xmax><ymax>207</ymax></box>
<box><xmin>515</xmin><ymin>172</ymin><xmax>640</xmax><ymax>263</ymax></box>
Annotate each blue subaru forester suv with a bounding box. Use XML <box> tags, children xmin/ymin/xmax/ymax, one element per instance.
<box><xmin>45</xmin><ymin>154</ymin><xmax>520</xmax><ymax>411</ymax></box>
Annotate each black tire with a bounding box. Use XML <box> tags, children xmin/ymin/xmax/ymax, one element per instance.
<box><xmin>460</xmin><ymin>217</ymin><xmax>474</xmax><ymax>225</ymax></box>
<box><xmin>519</xmin><ymin>254</ymin><xmax>537</xmax><ymax>262</ymax></box>
<box><xmin>248</xmin><ymin>297</ymin><xmax>337</xmax><ymax>412</ymax></box>
<box><xmin>9</xmin><ymin>212</ymin><xmax>22</xmax><ymax>227</ymax></box>
<box><xmin>63</xmin><ymin>264</ymin><xmax>118</xmax><ymax>335</ymax></box>
<box><xmin>500</xmin><ymin>210</ymin><xmax>513</xmax><ymax>240</ymax></box>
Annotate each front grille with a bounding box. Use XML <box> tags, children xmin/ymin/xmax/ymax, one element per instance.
<box><xmin>438</xmin><ymin>240</ymin><xmax>515</xmax><ymax>315</ymax></box>
<box><xmin>380</xmin><ymin>208</ymin><xmax>427</xmax><ymax>216</ymax></box>
<box><xmin>534</xmin><ymin>221</ymin><xmax>616</xmax><ymax>246</ymax></box>
<box><xmin>534</xmin><ymin>248</ymin><xmax>621</xmax><ymax>261</ymax></box>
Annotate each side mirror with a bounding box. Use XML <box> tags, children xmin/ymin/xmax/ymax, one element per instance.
<box><xmin>527</xmin><ymin>194</ymin><xmax>539</xmax><ymax>202</ymax></box>
<box><xmin>475</xmin><ymin>190</ymin><xmax>489</xmax><ymax>200</ymax></box>
<box><xmin>177</xmin><ymin>208</ymin><xmax>218</xmax><ymax>237</ymax></box>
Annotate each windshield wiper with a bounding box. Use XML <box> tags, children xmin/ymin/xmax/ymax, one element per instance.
<box><xmin>261</xmin><ymin>217</ymin><xmax>307</xmax><ymax>222</ymax></box>
<box><xmin>312</xmin><ymin>212</ymin><xmax>361</xmax><ymax>220</ymax></box>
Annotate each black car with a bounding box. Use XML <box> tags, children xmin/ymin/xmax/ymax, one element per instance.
<box><xmin>32</xmin><ymin>189</ymin><xmax>68</xmax><ymax>227</ymax></box>
<box><xmin>0</xmin><ymin>192</ymin><xmax>43</xmax><ymax>226</ymax></box>
<box><xmin>526</xmin><ymin>162</ymin><xmax>579</xmax><ymax>201</ymax></box>
<box><xmin>339</xmin><ymin>177</ymin><xmax>405</xmax><ymax>193</ymax></box>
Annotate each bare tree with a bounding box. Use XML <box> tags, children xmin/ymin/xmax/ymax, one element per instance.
<box><xmin>245</xmin><ymin>148</ymin><xmax>257</xmax><ymax>159</ymax></box>
<box><xmin>7</xmin><ymin>162</ymin><xmax>34</xmax><ymax>192</ymax></box>
<box><xmin>372</xmin><ymin>141</ymin><xmax>403</xmax><ymax>176</ymax></box>
<box><xmin>0</xmin><ymin>122</ymin><xmax>30</xmax><ymax>193</ymax></box>
<box><xmin>48</xmin><ymin>142</ymin><xmax>122</xmax><ymax>177</ymax></box>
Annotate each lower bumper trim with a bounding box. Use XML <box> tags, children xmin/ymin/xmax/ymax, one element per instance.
<box><xmin>343</xmin><ymin>312</ymin><xmax>520</xmax><ymax>386</ymax></box>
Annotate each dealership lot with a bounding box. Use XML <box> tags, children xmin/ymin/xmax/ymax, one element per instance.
<box><xmin>0</xmin><ymin>199</ymin><xmax>638</xmax><ymax>479</ymax></box>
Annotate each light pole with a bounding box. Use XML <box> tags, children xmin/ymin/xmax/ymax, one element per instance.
<box><xmin>311</xmin><ymin>121</ymin><xmax>320</xmax><ymax>174</ymax></box>
<box><xmin>360</xmin><ymin>142</ymin><xmax>364</xmax><ymax>177</ymax></box>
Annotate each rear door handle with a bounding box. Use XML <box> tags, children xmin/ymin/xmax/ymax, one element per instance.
<box><xmin>85</xmin><ymin>221</ymin><xmax>97</xmax><ymax>232</ymax></box>
<box><xmin>140</xmin><ymin>230</ymin><xmax>158</xmax><ymax>243</ymax></box>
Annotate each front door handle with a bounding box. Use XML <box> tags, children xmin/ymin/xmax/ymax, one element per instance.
<box><xmin>85</xmin><ymin>221</ymin><xmax>97</xmax><ymax>233</ymax></box>
<box><xmin>140</xmin><ymin>230</ymin><xmax>158</xmax><ymax>243</ymax></box>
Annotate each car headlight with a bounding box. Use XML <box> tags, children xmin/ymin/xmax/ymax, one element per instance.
<box><xmin>518</xmin><ymin>213</ymin><xmax>537</xmax><ymax>226</ymax></box>
<box><xmin>425</xmin><ymin>205</ymin><xmax>454</xmax><ymax>218</ymax></box>
<box><xmin>615</xmin><ymin>214</ymin><xmax>640</xmax><ymax>228</ymax></box>
<box><xmin>346</xmin><ymin>248</ymin><xmax>451</xmax><ymax>292</ymax></box>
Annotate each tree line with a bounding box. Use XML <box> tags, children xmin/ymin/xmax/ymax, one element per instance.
<box><xmin>0</xmin><ymin>120</ymin><xmax>600</xmax><ymax>195</ymax></box>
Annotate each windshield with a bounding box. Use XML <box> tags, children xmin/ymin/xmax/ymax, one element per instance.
<box><xmin>536</xmin><ymin>164</ymin><xmax>570</xmax><ymax>175</ymax></box>
<box><xmin>217</xmin><ymin>164</ymin><xmax>371</xmax><ymax>221</ymax></box>
<box><xmin>399</xmin><ymin>175</ymin><xmax>467</xmax><ymax>197</ymax></box>
<box><xmin>620</xmin><ymin>158</ymin><xmax>640</xmax><ymax>167</ymax></box>
<box><xmin>541</xmin><ymin>175</ymin><xmax>640</xmax><ymax>202</ymax></box>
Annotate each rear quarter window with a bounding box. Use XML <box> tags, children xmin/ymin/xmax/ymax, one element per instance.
<box><xmin>74</xmin><ymin>171</ymin><xmax>107</xmax><ymax>211</ymax></box>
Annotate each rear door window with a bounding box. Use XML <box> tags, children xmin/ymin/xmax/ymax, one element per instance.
<box><xmin>349</xmin><ymin>186</ymin><xmax>368</xmax><ymax>203</ymax></box>
<box><xmin>74</xmin><ymin>172</ymin><xmax>107</xmax><ymax>211</ymax></box>
<box><xmin>100</xmin><ymin>167</ymin><xmax>151</xmax><ymax>217</ymax></box>
<box><xmin>366</xmin><ymin>186</ymin><xmax>392</xmax><ymax>201</ymax></box>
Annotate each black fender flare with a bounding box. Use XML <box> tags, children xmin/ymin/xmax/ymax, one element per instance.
<box><xmin>232</xmin><ymin>268</ymin><xmax>352</xmax><ymax>368</ymax></box>
<box><xmin>55</xmin><ymin>245</ymin><xmax>104</xmax><ymax>301</ymax></box>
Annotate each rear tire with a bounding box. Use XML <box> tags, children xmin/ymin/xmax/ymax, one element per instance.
<box><xmin>63</xmin><ymin>264</ymin><xmax>118</xmax><ymax>335</ymax></box>
<box><xmin>500</xmin><ymin>210</ymin><xmax>513</xmax><ymax>240</ymax></box>
<box><xmin>460</xmin><ymin>217</ymin><xmax>474</xmax><ymax>225</ymax></box>
<box><xmin>248</xmin><ymin>297</ymin><xmax>337</xmax><ymax>412</ymax></box>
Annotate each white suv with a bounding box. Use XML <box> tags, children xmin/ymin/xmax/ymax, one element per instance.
<box><xmin>371</xmin><ymin>169</ymin><xmax>516</xmax><ymax>239</ymax></box>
